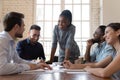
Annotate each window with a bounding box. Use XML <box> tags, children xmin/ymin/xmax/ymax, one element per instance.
<box><xmin>35</xmin><ymin>0</ymin><xmax>90</xmax><ymax>60</ymax></box>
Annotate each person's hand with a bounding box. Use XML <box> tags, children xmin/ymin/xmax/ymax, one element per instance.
<box><xmin>37</xmin><ymin>63</ymin><xmax>52</xmax><ymax>70</ymax></box>
<box><xmin>29</xmin><ymin>63</ymin><xmax>52</xmax><ymax>70</ymax></box>
<box><xmin>46</xmin><ymin>60</ymin><xmax>52</xmax><ymax>64</ymax></box>
<box><xmin>75</xmin><ymin>57</ymin><xmax>84</xmax><ymax>64</ymax></box>
<box><xmin>87</xmin><ymin>39</ymin><xmax>94</xmax><ymax>47</ymax></box>
<box><xmin>84</xmin><ymin>66</ymin><xmax>91</xmax><ymax>71</ymax></box>
<box><xmin>63</xmin><ymin>60</ymin><xmax>74</xmax><ymax>69</ymax></box>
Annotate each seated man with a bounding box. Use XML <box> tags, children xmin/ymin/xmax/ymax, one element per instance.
<box><xmin>0</xmin><ymin>12</ymin><xmax>51</xmax><ymax>75</ymax></box>
<box><xmin>63</xmin><ymin>25</ymin><xmax>115</xmax><ymax>69</ymax></box>
<box><xmin>16</xmin><ymin>25</ymin><xmax>46</xmax><ymax>61</ymax></box>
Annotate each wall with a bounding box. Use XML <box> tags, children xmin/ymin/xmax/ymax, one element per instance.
<box><xmin>0</xmin><ymin>0</ymin><xmax>2</xmax><ymax>18</ymax></box>
<box><xmin>0</xmin><ymin>0</ymin><xmax>3</xmax><ymax>31</ymax></box>
<box><xmin>102</xmin><ymin>0</ymin><xmax>120</xmax><ymax>25</ymax></box>
<box><xmin>1</xmin><ymin>0</ymin><xmax>119</xmax><ymax>38</ymax></box>
<box><xmin>0</xmin><ymin>0</ymin><xmax>2</xmax><ymax>19</ymax></box>
<box><xmin>90</xmin><ymin>0</ymin><xmax>100</xmax><ymax>37</ymax></box>
<box><xmin>0</xmin><ymin>0</ymin><xmax>35</xmax><ymax>38</ymax></box>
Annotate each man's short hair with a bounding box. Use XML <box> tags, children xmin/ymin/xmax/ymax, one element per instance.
<box><xmin>30</xmin><ymin>25</ymin><xmax>41</xmax><ymax>31</ymax></box>
<box><xmin>98</xmin><ymin>25</ymin><xmax>106</xmax><ymax>35</ymax></box>
<box><xmin>3</xmin><ymin>12</ymin><xmax>24</xmax><ymax>32</ymax></box>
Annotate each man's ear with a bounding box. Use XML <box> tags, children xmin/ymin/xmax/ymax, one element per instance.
<box><xmin>14</xmin><ymin>24</ymin><xmax>19</xmax><ymax>31</ymax></box>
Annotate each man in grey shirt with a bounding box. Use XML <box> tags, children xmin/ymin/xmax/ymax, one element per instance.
<box><xmin>0</xmin><ymin>12</ymin><xmax>51</xmax><ymax>75</ymax></box>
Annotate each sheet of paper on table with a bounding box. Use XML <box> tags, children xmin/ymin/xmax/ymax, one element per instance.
<box><xmin>65</xmin><ymin>69</ymin><xmax>86</xmax><ymax>74</ymax></box>
<box><xmin>65</xmin><ymin>69</ymin><xmax>85</xmax><ymax>72</ymax></box>
<box><xmin>21</xmin><ymin>65</ymin><xmax>85</xmax><ymax>74</ymax></box>
<box><xmin>21</xmin><ymin>69</ymin><xmax>45</xmax><ymax>74</ymax></box>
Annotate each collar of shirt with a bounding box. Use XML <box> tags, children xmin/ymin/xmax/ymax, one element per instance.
<box><xmin>97</xmin><ymin>41</ymin><xmax>106</xmax><ymax>48</ymax></box>
<box><xmin>26</xmin><ymin>38</ymin><xmax>37</xmax><ymax>45</ymax></box>
<box><xmin>2</xmin><ymin>31</ymin><xmax>14</xmax><ymax>40</ymax></box>
<box><xmin>2</xmin><ymin>31</ymin><xmax>15</xmax><ymax>42</ymax></box>
<box><xmin>3</xmin><ymin>31</ymin><xmax>16</xmax><ymax>47</ymax></box>
<box><xmin>26</xmin><ymin>38</ymin><xmax>31</xmax><ymax>44</ymax></box>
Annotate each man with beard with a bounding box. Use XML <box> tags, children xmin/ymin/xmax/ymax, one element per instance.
<box><xmin>0</xmin><ymin>12</ymin><xmax>51</xmax><ymax>75</ymax></box>
<box><xmin>84</xmin><ymin>25</ymin><xmax>114</xmax><ymax>62</ymax></box>
<box><xmin>63</xmin><ymin>25</ymin><xmax>115</xmax><ymax>69</ymax></box>
<box><xmin>16</xmin><ymin>25</ymin><xmax>46</xmax><ymax>61</ymax></box>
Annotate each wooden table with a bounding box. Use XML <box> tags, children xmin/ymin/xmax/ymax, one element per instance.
<box><xmin>0</xmin><ymin>66</ymin><xmax>116</xmax><ymax>80</ymax></box>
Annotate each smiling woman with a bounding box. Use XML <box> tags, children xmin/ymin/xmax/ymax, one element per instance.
<box><xmin>35</xmin><ymin>0</ymin><xmax>92</xmax><ymax>60</ymax></box>
<box><xmin>46</xmin><ymin>10</ymin><xmax>80</xmax><ymax>64</ymax></box>
<box><xmin>85</xmin><ymin>23</ymin><xmax>120</xmax><ymax>79</ymax></box>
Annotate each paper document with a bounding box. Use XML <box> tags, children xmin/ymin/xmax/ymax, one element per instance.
<box><xmin>65</xmin><ymin>69</ymin><xmax>86</xmax><ymax>74</ymax></box>
<box><xmin>21</xmin><ymin>69</ymin><xmax>45</xmax><ymax>74</ymax></box>
<box><xmin>65</xmin><ymin>69</ymin><xmax>85</xmax><ymax>72</ymax></box>
<box><xmin>45</xmin><ymin>70</ymin><xmax>64</xmax><ymax>73</ymax></box>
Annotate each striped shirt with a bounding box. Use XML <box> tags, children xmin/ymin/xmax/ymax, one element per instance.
<box><xmin>0</xmin><ymin>31</ymin><xmax>31</xmax><ymax>75</ymax></box>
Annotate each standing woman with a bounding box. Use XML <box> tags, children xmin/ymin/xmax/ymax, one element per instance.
<box><xmin>48</xmin><ymin>10</ymin><xmax>80</xmax><ymax>63</ymax></box>
<box><xmin>85</xmin><ymin>23</ymin><xmax>120</xmax><ymax>79</ymax></box>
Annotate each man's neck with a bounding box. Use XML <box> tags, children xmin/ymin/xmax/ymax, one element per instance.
<box><xmin>8</xmin><ymin>31</ymin><xmax>15</xmax><ymax>40</ymax></box>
